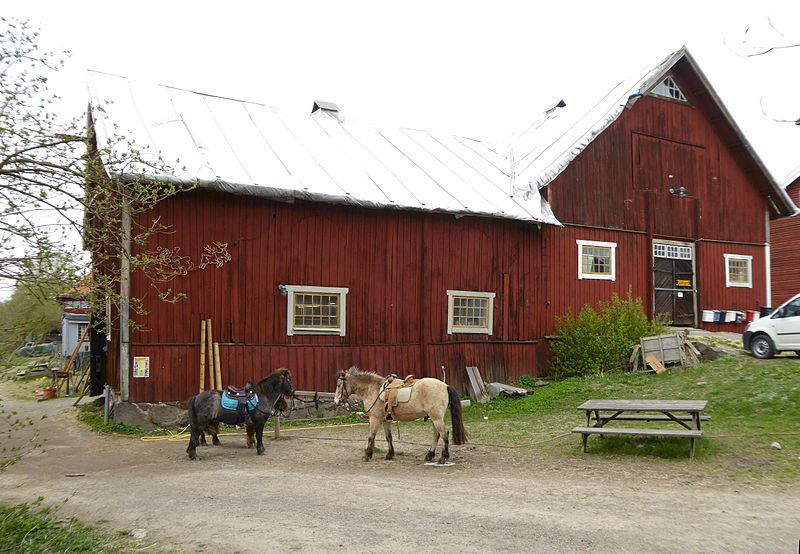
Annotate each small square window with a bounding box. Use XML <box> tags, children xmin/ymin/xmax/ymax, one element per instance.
<box><xmin>447</xmin><ymin>290</ymin><xmax>495</xmax><ymax>335</ymax></box>
<box><xmin>724</xmin><ymin>254</ymin><xmax>752</xmax><ymax>288</ymax></box>
<box><xmin>285</xmin><ymin>285</ymin><xmax>348</xmax><ymax>335</ymax></box>
<box><xmin>577</xmin><ymin>240</ymin><xmax>616</xmax><ymax>281</ymax></box>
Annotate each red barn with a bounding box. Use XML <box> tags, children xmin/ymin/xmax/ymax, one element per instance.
<box><xmin>87</xmin><ymin>47</ymin><xmax>795</xmax><ymax>403</ymax></box>
<box><xmin>770</xmin><ymin>171</ymin><xmax>800</xmax><ymax>307</ymax></box>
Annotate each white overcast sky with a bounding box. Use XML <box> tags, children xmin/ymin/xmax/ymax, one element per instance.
<box><xmin>3</xmin><ymin>0</ymin><xmax>800</xmax><ymax>301</ymax></box>
<box><xmin>9</xmin><ymin>0</ymin><xmax>800</xmax><ymax>181</ymax></box>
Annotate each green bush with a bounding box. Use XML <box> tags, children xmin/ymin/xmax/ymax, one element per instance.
<box><xmin>550</xmin><ymin>290</ymin><xmax>667</xmax><ymax>378</ymax></box>
<box><xmin>511</xmin><ymin>375</ymin><xmax>540</xmax><ymax>389</ymax></box>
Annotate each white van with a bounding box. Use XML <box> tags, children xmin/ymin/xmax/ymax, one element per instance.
<box><xmin>742</xmin><ymin>292</ymin><xmax>800</xmax><ymax>358</ymax></box>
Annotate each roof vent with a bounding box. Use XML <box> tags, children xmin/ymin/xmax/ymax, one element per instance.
<box><xmin>312</xmin><ymin>100</ymin><xmax>340</xmax><ymax>114</ymax></box>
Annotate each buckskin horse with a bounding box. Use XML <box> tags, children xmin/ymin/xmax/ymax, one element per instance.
<box><xmin>333</xmin><ymin>366</ymin><xmax>469</xmax><ymax>464</ymax></box>
<box><xmin>186</xmin><ymin>368</ymin><xmax>294</xmax><ymax>460</ymax></box>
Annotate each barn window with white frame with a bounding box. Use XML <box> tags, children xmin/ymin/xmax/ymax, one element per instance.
<box><xmin>724</xmin><ymin>254</ymin><xmax>752</xmax><ymax>288</ymax></box>
<box><xmin>446</xmin><ymin>290</ymin><xmax>495</xmax><ymax>334</ymax></box>
<box><xmin>577</xmin><ymin>240</ymin><xmax>616</xmax><ymax>280</ymax></box>
<box><xmin>285</xmin><ymin>285</ymin><xmax>349</xmax><ymax>335</ymax></box>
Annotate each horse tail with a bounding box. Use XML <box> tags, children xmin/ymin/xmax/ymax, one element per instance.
<box><xmin>186</xmin><ymin>395</ymin><xmax>198</xmax><ymax>455</ymax></box>
<box><xmin>188</xmin><ymin>395</ymin><xmax>197</xmax><ymax>428</ymax></box>
<box><xmin>447</xmin><ymin>385</ymin><xmax>469</xmax><ymax>445</ymax></box>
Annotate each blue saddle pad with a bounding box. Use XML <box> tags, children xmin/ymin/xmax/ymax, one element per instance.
<box><xmin>220</xmin><ymin>393</ymin><xmax>258</xmax><ymax>412</ymax></box>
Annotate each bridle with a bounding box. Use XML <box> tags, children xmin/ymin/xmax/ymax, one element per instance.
<box><xmin>336</xmin><ymin>375</ymin><xmax>353</xmax><ymax>409</ymax></box>
<box><xmin>251</xmin><ymin>375</ymin><xmax>296</xmax><ymax>417</ymax></box>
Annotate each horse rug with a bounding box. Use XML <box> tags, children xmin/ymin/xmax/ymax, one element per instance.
<box><xmin>219</xmin><ymin>392</ymin><xmax>259</xmax><ymax>425</ymax></box>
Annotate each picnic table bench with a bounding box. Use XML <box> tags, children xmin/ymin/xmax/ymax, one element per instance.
<box><xmin>572</xmin><ymin>399</ymin><xmax>708</xmax><ymax>458</ymax></box>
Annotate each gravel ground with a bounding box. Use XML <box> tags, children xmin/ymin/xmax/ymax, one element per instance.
<box><xmin>0</xmin><ymin>392</ymin><xmax>798</xmax><ymax>553</ymax></box>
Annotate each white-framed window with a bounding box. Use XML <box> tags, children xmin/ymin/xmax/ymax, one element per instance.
<box><xmin>577</xmin><ymin>240</ymin><xmax>616</xmax><ymax>281</ymax></box>
<box><xmin>285</xmin><ymin>285</ymin><xmax>349</xmax><ymax>336</ymax></box>
<box><xmin>654</xmin><ymin>243</ymin><xmax>692</xmax><ymax>260</ymax></box>
<box><xmin>724</xmin><ymin>254</ymin><xmax>752</xmax><ymax>288</ymax></box>
<box><xmin>447</xmin><ymin>290</ymin><xmax>495</xmax><ymax>335</ymax></box>
<box><xmin>650</xmin><ymin>75</ymin><xmax>688</xmax><ymax>103</ymax></box>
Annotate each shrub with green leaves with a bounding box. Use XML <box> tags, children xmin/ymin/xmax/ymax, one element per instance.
<box><xmin>550</xmin><ymin>290</ymin><xmax>667</xmax><ymax>378</ymax></box>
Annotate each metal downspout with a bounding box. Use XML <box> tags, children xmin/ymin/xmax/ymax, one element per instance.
<box><xmin>119</xmin><ymin>192</ymin><xmax>131</xmax><ymax>401</ymax></box>
<box><xmin>765</xmin><ymin>209</ymin><xmax>771</xmax><ymax>308</ymax></box>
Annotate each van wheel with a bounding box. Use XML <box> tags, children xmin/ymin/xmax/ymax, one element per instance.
<box><xmin>750</xmin><ymin>335</ymin><xmax>775</xmax><ymax>359</ymax></box>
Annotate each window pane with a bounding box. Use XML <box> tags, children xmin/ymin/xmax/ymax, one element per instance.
<box><xmin>582</xmin><ymin>246</ymin><xmax>611</xmax><ymax>275</ymax></box>
<box><xmin>728</xmin><ymin>258</ymin><xmax>750</xmax><ymax>283</ymax></box>
<box><xmin>294</xmin><ymin>293</ymin><xmax>340</xmax><ymax>328</ymax></box>
<box><xmin>452</xmin><ymin>296</ymin><xmax>489</xmax><ymax>329</ymax></box>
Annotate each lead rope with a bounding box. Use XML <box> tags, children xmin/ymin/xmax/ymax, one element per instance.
<box><xmin>362</xmin><ymin>381</ymin><xmax>389</xmax><ymax>415</ymax></box>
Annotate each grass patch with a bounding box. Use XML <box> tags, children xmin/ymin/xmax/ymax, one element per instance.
<box><xmin>458</xmin><ymin>353</ymin><xmax>800</xmax><ymax>482</ymax></box>
<box><xmin>0</xmin><ymin>499</ymin><xmax>141</xmax><ymax>553</ymax></box>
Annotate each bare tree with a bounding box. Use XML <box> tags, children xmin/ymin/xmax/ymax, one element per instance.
<box><xmin>726</xmin><ymin>14</ymin><xmax>800</xmax><ymax>126</ymax></box>
<box><xmin>0</xmin><ymin>18</ymin><xmax>187</xmax><ymax>328</ymax></box>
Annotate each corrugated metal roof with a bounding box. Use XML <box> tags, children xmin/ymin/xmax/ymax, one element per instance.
<box><xmin>86</xmin><ymin>46</ymin><xmax>795</xmax><ymax>223</ymax></box>
<box><xmin>86</xmin><ymin>70</ymin><xmax>560</xmax><ymax>225</ymax></box>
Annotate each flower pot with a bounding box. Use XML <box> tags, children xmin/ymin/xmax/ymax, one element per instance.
<box><xmin>42</xmin><ymin>387</ymin><xmax>56</xmax><ymax>400</ymax></box>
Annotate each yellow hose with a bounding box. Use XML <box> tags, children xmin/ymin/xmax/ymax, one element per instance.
<box><xmin>140</xmin><ymin>422</ymin><xmax>368</xmax><ymax>441</ymax></box>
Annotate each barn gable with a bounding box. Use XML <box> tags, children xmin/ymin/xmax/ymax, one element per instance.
<box><xmin>508</xmin><ymin>46</ymin><xmax>794</xmax><ymax>219</ymax></box>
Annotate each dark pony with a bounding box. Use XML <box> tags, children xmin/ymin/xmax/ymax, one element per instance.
<box><xmin>186</xmin><ymin>368</ymin><xmax>294</xmax><ymax>460</ymax></box>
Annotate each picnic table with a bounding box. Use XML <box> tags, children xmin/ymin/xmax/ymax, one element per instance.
<box><xmin>572</xmin><ymin>399</ymin><xmax>708</xmax><ymax>458</ymax></box>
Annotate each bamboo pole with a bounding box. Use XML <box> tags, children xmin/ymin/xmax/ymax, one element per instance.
<box><xmin>206</xmin><ymin>319</ymin><xmax>215</xmax><ymax>390</ymax></box>
<box><xmin>214</xmin><ymin>342</ymin><xmax>222</xmax><ymax>391</ymax></box>
<box><xmin>199</xmin><ymin>319</ymin><xmax>206</xmax><ymax>393</ymax></box>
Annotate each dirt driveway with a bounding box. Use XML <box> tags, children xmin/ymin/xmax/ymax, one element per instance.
<box><xmin>1</xmin><ymin>393</ymin><xmax>798</xmax><ymax>553</ymax></box>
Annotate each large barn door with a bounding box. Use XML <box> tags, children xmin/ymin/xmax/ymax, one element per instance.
<box><xmin>653</xmin><ymin>241</ymin><xmax>696</xmax><ymax>326</ymax></box>
<box><xmin>633</xmin><ymin>134</ymin><xmax>705</xmax><ymax>239</ymax></box>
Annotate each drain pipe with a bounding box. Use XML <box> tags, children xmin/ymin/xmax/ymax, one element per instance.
<box><xmin>103</xmin><ymin>384</ymin><xmax>111</xmax><ymax>424</ymax></box>
<box><xmin>764</xmin><ymin>209</ymin><xmax>771</xmax><ymax>309</ymax></box>
<box><xmin>119</xmin><ymin>190</ymin><xmax>131</xmax><ymax>402</ymax></box>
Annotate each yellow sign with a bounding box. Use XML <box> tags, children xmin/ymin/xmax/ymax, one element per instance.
<box><xmin>133</xmin><ymin>356</ymin><xmax>150</xmax><ymax>378</ymax></box>
<box><xmin>676</xmin><ymin>279</ymin><xmax>691</xmax><ymax>287</ymax></box>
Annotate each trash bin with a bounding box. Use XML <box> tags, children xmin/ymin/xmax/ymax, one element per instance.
<box><xmin>760</xmin><ymin>306</ymin><xmax>772</xmax><ymax>317</ymax></box>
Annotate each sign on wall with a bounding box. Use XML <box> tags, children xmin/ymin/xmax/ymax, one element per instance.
<box><xmin>133</xmin><ymin>356</ymin><xmax>150</xmax><ymax>378</ymax></box>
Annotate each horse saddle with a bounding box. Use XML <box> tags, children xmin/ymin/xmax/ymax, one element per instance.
<box><xmin>220</xmin><ymin>383</ymin><xmax>258</xmax><ymax>425</ymax></box>
<box><xmin>379</xmin><ymin>376</ymin><xmax>416</xmax><ymax>404</ymax></box>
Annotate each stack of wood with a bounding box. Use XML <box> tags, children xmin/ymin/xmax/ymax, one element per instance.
<box><xmin>630</xmin><ymin>332</ymin><xmax>702</xmax><ymax>373</ymax></box>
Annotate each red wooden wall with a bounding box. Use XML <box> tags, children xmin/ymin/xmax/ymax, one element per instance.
<box><xmin>123</xmin><ymin>194</ymin><xmax>547</xmax><ymax>402</ymax></box>
<box><xmin>771</xmin><ymin>182</ymin><xmax>800</xmax><ymax>307</ymax></box>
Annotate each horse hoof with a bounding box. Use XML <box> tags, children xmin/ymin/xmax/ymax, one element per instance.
<box><xmin>424</xmin><ymin>452</ymin><xmax>435</xmax><ymax>462</ymax></box>
<box><xmin>362</xmin><ymin>456</ymin><xmax>371</xmax><ymax>462</ymax></box>
<box><xmin>384</xmin><ymin>454</ymin><xmax>394</xmax><ymax>460</ymax></box>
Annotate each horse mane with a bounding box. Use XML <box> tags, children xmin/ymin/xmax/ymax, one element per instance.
<box><xmin>343</xmin><ymin>366</ymin><xmax>384</xmax><ymax>382</ymax></box>
<box><xmin>254</xmin><ymin>368</ymin><xmax>291</xmax><ymax>390</ymax></box>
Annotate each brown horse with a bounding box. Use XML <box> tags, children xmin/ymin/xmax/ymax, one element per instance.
<box><xmin>333</xmin><ymin>366</ymin><xmax>469</xmax><ymax>464</ymax></box>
